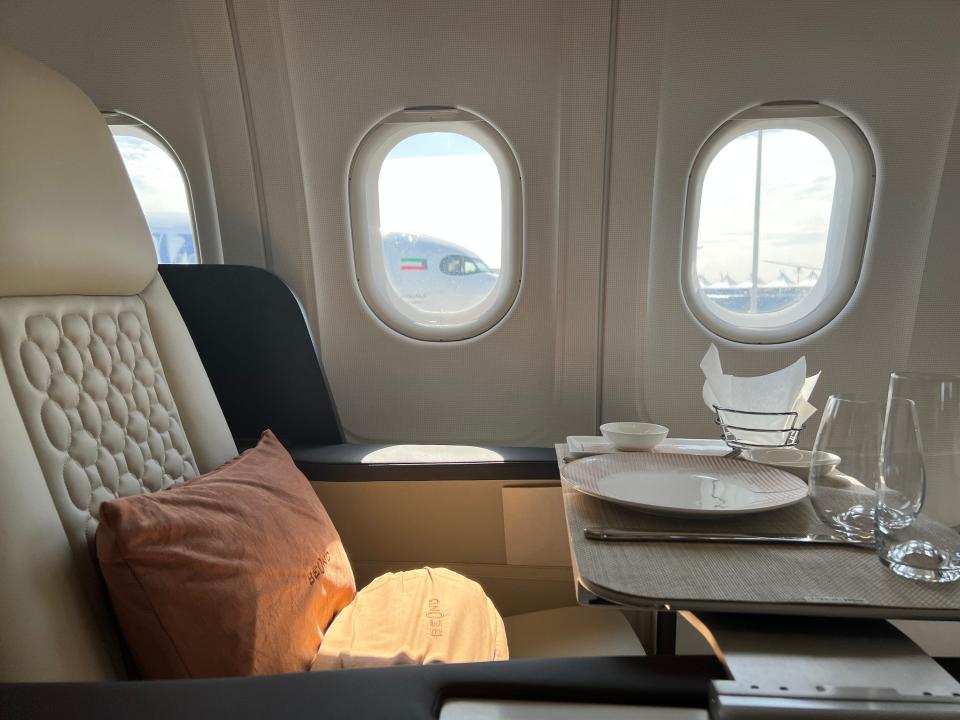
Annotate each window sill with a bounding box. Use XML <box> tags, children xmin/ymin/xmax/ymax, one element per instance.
<box><xmin>291</xmin><ymin>443</ymin><xmax>560</xmax><ymax>482</ymax></box>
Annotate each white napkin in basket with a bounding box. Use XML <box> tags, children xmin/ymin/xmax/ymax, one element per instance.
<box><xmin>701</xmin><ymin>344</ymin><xmax>820</xmax><ymax>446</ymax></box>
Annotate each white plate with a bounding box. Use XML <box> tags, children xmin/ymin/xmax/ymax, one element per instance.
<box><xmin>566</xmin><ymin>435</ymin><xmax>616</xmax><ymax>458</ymax></box>
<box><xmin>562</xmin><ymin>452</ymin><xmax>808</xmax><ymax>517</ymax></box>
<box><xmin>655</xmin><ymin>438</ymin><xmax>731</xmax><ymax>457</ymax></box>
<box><xmin>740</xmin><ymin>447</ymin><xmax>841</xmax><ymax>481</ymax></box>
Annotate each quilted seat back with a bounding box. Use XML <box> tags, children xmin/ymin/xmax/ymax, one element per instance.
<box><xmin>0</xmin><ymin>44</ymin><xmax>238</xmax><ymax>681</ymax></box>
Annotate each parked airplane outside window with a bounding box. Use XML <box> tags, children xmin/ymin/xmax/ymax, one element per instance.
<box><xmin>378</xmin><ymin>132</ymin><xmax>501</xmax><ymax>314</ymax></box>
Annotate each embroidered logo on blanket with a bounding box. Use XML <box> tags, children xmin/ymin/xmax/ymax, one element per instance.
<box><xmin>426</xmin><ymin>597</ymin><xmax>444</xmax><ymax>637</ymax></box>
<box><xmin>308</xmin><ymin>551</ymin><xmax>332</xmax><ymax>585</ymax></box>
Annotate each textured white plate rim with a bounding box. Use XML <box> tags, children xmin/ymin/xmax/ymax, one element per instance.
<box><xmin>567</xmin><ymin>435</ymin><xmax>615</xmax><ymax>452</ymax></box>
<box><xmin>741</xmin><ymin>447</ymin><xmax>841</xmax><ymax>469</ymax></box>
<box><xmin>562</xmin><ymin>453</ymin><xmax>808</xmax><ymax>517</ymax></box>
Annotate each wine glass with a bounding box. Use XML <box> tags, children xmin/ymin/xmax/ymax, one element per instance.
<box><xmin>809</xmin><ymin>395</ymin><xmax>883</xmax><ymax>542</ymax></box>
<box><xmin>878</xmin><ymin>373</ymin><xmax>960</xmax><ymax>583</ymax></box>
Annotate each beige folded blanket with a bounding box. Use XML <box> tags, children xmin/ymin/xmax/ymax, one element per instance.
<box><xmin>311</xmin><ymin>567</ymin><xmax>508</xmax><ymax>670</ymax></box>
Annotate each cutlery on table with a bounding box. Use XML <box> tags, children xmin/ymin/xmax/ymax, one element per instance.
<box><xmin>583</xmin><ymin>527</ymin><xmax>873</xmax><ymax>548</ymax></box>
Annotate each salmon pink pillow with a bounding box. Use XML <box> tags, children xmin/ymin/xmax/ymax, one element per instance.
<box><xmin>96</xmin><ymin>430</ymin><xmax>355</xmax><ymax>679</ymax></box>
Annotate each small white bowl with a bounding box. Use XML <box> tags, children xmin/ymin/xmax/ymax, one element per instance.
<box><xmin>740</xmin><ymin>447</ymin><xmax>840</xmax><ymax>481</ymax></box>
<box><xmin>600</xmin><ymin>422</ymin><xmax>669</xmax><ymax>452</ymax></box>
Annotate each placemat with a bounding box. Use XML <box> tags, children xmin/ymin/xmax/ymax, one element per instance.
<box><xmin>557</xmin><ymin>445</ymin><xmax>960</xmax><ymax>619</ymax></box>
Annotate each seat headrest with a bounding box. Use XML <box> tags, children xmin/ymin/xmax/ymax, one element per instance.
<box><xmin>0</xmin><ymin>45</ymin><xmax>158</xmax><ymax>297</ymax></box>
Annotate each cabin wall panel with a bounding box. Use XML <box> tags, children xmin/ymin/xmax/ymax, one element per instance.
<box><xmin>604</xmin><ymin>0</ymin><xmax>960</xmax><ymax>438</ymax></box>
<box><xmin>0</xmin><ymin>0</ymin><xmax>265</xmax><ymax>267</ymax></box>
<box><xmin>177</xmin><ymin>0</ymin><xmax>268</xmax><ymax>268</ymax></box>
<box><xmin>599</xmin><ymin>0</ymin><xmax>663</xmax><ymax>426</ymax></box>
<box><xmin>908</xmin><ymin>88</ymin><xmax>960</xmax><ymax>373</ymax></box>
<box><xmin>230</xmin><ymin>0</ymin><xmax>320</xmax><ymax>324</ymax></box>
<box><xmin>231</xmin><ymin>0</ymin><xmax>612</xmax><ymax>445</ymax></box>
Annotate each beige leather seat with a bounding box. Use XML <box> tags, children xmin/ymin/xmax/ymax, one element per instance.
<box><xmin>0</xmin><ymin>44</ymin><xmax>642</xmax><ymax>682</ymax></box>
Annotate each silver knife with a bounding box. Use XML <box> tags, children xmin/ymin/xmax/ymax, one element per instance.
<box><xmin>584</xmin><ymin>527</ymin><xmax>874</xmax><ymax>549</ymax></box>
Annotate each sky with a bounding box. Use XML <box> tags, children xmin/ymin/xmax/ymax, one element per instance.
<box><xmin>112</xmin><ymin>134</ymin><xmax>192</xmax><ymax>221</ymax></box>
<box><xmin>696</xmin><ymin>128</ymin><xmax>836</xmax><ymax>287</ymax></box>
<box><xmin>112</xmin><ymin>134</ymin><xmax>197</xmax><ymax>263</ymax></box>
<box><xmin>378</xmin><ymin>132</ymin><xmax>502</xmax><ymax>269</ymax></box>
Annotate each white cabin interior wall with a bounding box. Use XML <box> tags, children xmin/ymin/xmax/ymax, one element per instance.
<box><xmin>228</xmin><ymin>0</ymin><xmax>613</xmax><ymax>444</ymax></box>
<box><xmin>178</xmin><ymin>0</ymin><xmax>268</xmax><ymax>268</ymax></box>
<box><xmin>0</xmin><ymin>0</ymin><xmax>958</xmax><ymax>443</ymax></box>
<box><xmin>602</xmin><ymin>0</ymin><xmax>960</xmax><ymax>438</ymax></box>
<box><xmin>907</xmin><ymin>88</ymin><xmax>960</xmax><ymax>374</ymax></box>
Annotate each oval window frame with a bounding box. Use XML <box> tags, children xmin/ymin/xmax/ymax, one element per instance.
<box><xmin>681</xmin><ymin>103</ymin><xmax>875</xmax><ymax>344</ymax></box>
<box><xmin>103</xmin><ymin>110</ymin><xmax>201</xmax><ymax>263</ymax></box>
<box><xmin>349</xmin><ymin>108</ymin><xmax>523</xmax><ymax>342</ymax></box>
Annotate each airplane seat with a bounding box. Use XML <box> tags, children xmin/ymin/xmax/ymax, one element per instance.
<box><xmin>0</xmin><ymin>43</ymin><xmax>238</xmax><ymax>681</ymax></box>
<box><xmin>160</xmin><ymin>262</ymin><xmax>645</xmax><ymax>660</ymax></box>
<box><xmin>158</xmin><ymin>262</ymin><xmax>560</xmax><ymax>478</ymax></box>
<box><xmin>0</xmin><ymin>44</ymin><xmax>641</xmax><ymax>683</ymax></box>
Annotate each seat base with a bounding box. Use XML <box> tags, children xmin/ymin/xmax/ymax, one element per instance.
<box><xmin>504</xmin><ymin>606</ymin><xmax>646</xmax><ymax>659</ymax></box>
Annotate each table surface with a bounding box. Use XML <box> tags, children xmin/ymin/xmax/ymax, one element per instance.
<box><xmin>557</xmin><ymin>443</ymin><xmax>960</xmax><ymax>620</ymax></box>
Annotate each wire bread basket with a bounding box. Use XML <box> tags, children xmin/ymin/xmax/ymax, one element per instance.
<box><xmin>712</xmin><ymin>405</ymin><xmax>804</xmax><ymax>450</ymax></box>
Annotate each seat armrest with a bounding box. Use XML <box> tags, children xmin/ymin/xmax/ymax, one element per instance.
<box><xmin>160</xmin><ymin>264</ymin><xmax>344</xmax><ymax>448</ymax></box>
<box><xmin>292</xmin><ymin>443</ymin><xmax>561</xmax><ymax>481</ymax></box>
<box><xmin>0</xmin><ymin>655</ymin><xmax>724</xmax><ymax>720</ymax></box>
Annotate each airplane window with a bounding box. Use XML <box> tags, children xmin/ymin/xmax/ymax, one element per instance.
<box><xmin>683</xmin><ymin>103</ymin><xmax>874</xmax><ymax>343</ymax></box>
<box><xmin>350</xmin><ymin>108</ymin><xmax>522</xmax><ymax>341</ymax></box>
<box><xmin>104</xmin><ymin>112</ymin><xmax>199</xmax><ymax>264</ymax></box>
